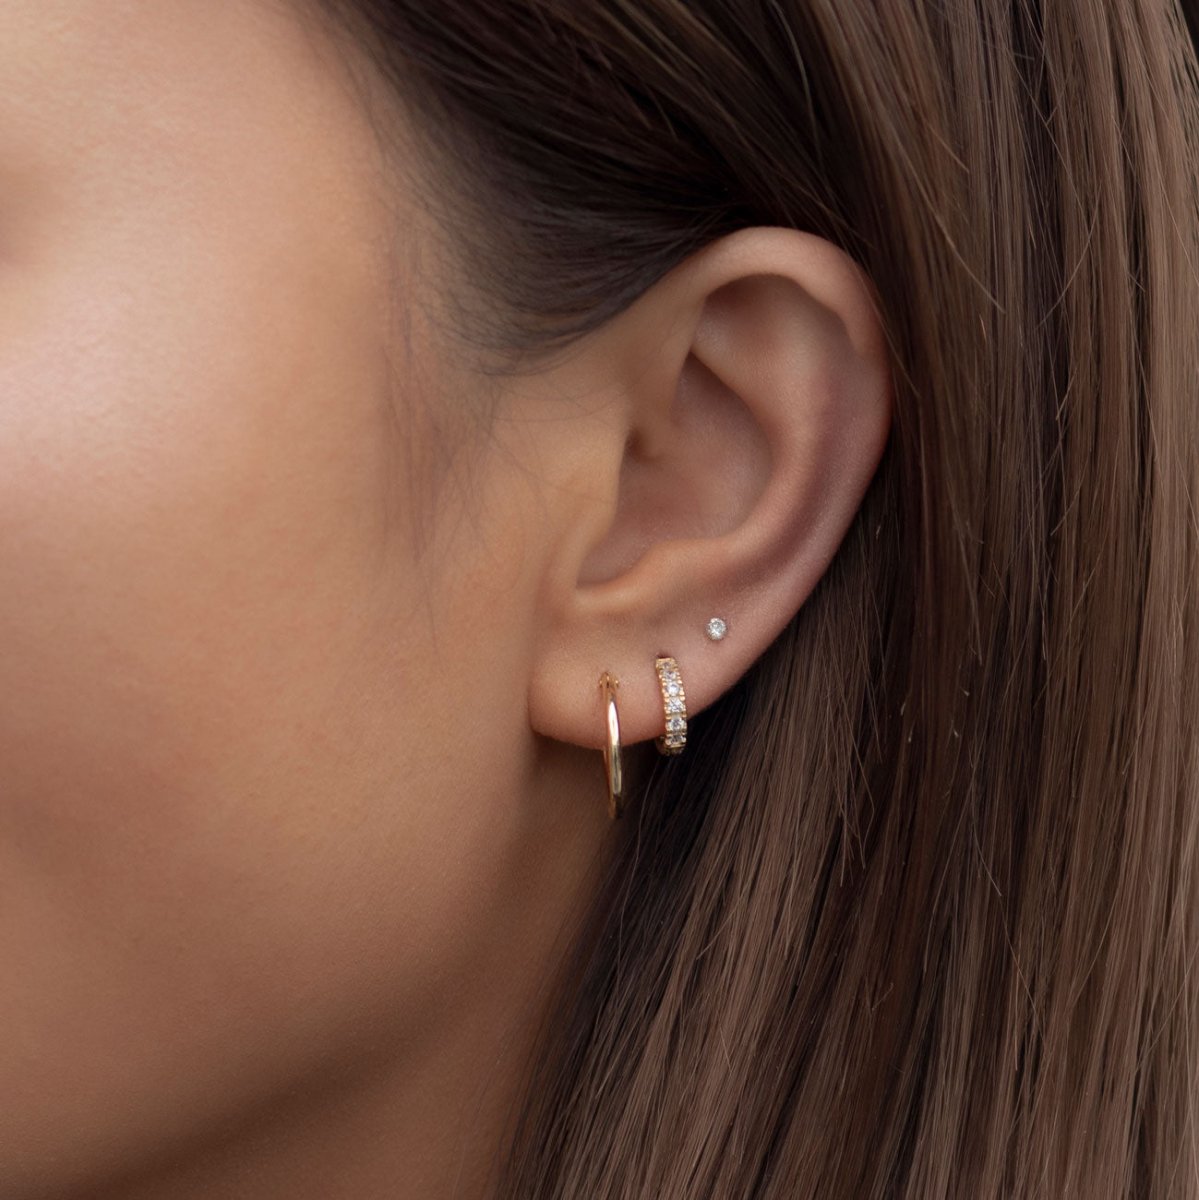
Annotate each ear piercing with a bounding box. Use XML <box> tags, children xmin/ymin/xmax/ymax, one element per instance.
<box><xmin>596</xmin><ymin>620</ymin><xmax>726</xmax><ymax>816</ymax></box>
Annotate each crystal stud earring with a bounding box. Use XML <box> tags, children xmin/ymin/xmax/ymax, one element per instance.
<box><xmin>705</xmin><ymin>616</ymin><xmax>728</xmax><ymax>641</ymax></box>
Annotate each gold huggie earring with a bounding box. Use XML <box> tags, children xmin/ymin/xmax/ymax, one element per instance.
<box><xmin>598</xmin><ymin>672</ymin><xmax>624</xmax><ymax>819</ymax></box>
<box><xmin>654</xmin><ymin>655</ymin><xmax>688</xmax><ymax>755</ymax></box>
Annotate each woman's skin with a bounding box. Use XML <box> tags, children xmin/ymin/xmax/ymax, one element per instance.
<box><xmin>0</xmin><ymin>2</ymin><xmax>892</xmax><ymax>1196</ymax></box>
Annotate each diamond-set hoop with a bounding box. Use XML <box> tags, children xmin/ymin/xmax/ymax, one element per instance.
<box><xmin>654</xmin><ymin>655</ymin><xmax>688</xmax><ymax>755</ymax></box>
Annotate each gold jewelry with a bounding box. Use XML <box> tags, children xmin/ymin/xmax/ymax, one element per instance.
<box><xmin>598</xmin><ymin>671</ymin><xmax>624</xmax><ymax>818</ymax></box>
<box><xmin>654</xmin><ymin>655</ymin><xmax>687</xmax><ymax>755</ymax></box>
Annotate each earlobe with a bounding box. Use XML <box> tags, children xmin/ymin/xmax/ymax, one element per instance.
<box><xmin>525</xmin><ymin>226</ymin><xmax>893</xmax><ymax>760</ymax></box>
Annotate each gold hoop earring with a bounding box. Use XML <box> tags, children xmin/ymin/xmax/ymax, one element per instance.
<box><xmin>654</xmin><ymin>655</ymin><xmax>687</xmax><ymax>755</ymax></box>
<box><xmin>598</xmin><ymin>671</ymin><xmax>624</xmax><ymax>819</ymax></box>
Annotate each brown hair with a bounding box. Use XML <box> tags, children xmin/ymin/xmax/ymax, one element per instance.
<box><xmin>316</xmin><ymin>1</ymin><xmax>1199</xmax><ymax>1194</ymax></box>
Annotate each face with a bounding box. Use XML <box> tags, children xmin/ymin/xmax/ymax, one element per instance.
<box><xmin>0</xmin><ymin>2</ymin><xmax>599</xmax><ymax>1189</ymax></box>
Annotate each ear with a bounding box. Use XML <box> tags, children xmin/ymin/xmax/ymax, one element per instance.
<box><xmin>522</xmin><ymin>226</ymin><xmax>893</xmax><ymax>755</ymax></box>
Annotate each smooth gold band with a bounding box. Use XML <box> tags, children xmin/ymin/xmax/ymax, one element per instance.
<box><xmin>598</xmin><ymin>671</ymin><xmax>624</xmax><ymax>818</ymax></box>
